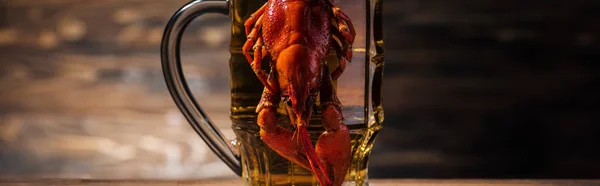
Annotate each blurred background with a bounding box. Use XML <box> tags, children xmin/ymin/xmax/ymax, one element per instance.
<box><xmin>1</xmin><ymin>0</ymin><xmax>600</xmax><ymax>180</ymax></box>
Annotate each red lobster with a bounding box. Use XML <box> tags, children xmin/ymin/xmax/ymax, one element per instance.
<box><xmin>242</xmin><ymin>0</ymin><xmax>355</xmax><ymax>185</ymax></box>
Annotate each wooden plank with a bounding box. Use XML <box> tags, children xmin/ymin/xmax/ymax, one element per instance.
<box><xmin>382</xmin><ymin>62</ymin><xmax>596</xmax><ymax>110</ymax></box>
<box><xmin>0</xmin><ymin>50</ymin><xmax>231</xmax><ymax>110</ymax></box>
<box><xmin>0</xmin><ymin>111</ymin><xmax>237</xmax><ymax>179</ymax></box>
<box><xmin>1</xmin><ymin>0</ymin><xmax>230</xmax><ymax>54</ymax></box>
<box><xmin>8</xmin><ymin>51</ymin><xmax>585</xmax><ymax>113</ymax></box>
<box><xmin>382</xmin><ymin>0</ymin><xmax>600</xmax><ymax>54</ymax></box>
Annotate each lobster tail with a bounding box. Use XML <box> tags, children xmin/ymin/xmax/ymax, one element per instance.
<box><xmin>298</xmin><ymin>126</ymin><xmax>332</xmax><ymax>186</ymax></box>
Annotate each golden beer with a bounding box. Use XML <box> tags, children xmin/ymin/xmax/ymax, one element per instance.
<box><xmin>161</xmin><ymin>0</ymin><xmax>384</xmax><ymax>185</ymax></box>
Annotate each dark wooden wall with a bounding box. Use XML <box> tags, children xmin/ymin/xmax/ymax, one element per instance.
<box><xmin>1</xmin><ymin>0</ymin><xmax>599</xmax><ymax>180</ymax></box>
<box><xmin>0</xmin><ymin>0</ymin><xmax>237</xmax><ymax>179</ymax></box>
<box><xmin>372</xmin><ymin>0</ymin><xmax>600</xmax><ymax>179</ymax></box>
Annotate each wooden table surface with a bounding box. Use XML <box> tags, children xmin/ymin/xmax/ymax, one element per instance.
<box><xmin>1</xmin><ymin>179</ymin><xmax>600</xmax><ymax>186</ymax></box>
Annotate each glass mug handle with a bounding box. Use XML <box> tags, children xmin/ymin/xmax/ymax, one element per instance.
<box><xmin>161</xmin><ymin>0</ymin><xmax>242</xmax><ymax>176</ymax></box>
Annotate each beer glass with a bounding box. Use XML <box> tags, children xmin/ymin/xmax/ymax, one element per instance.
<box><xmin>161</xmin><ymin>0</ymin><xmax>384</xmax><ymax>185</ymax></box>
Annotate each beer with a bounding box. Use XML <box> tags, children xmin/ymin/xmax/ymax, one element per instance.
<box><xmin>227</xmin><ymin>0</ymin><xmax>384</xmax><ymax>185</ymax></box>
<box><xmin>233</xmin><ymin>117</ymin><xmax>381</xmax><ymax>186</ymax></box>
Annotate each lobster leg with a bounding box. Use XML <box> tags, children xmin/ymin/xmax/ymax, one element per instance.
<box><xmin>315</xmin><ymin>68</ymin><xmax>352</xmax><ymax>186</ymax></box>
<box><xmin>330</xmin><ymin>33</ymin><xmax>348</xmax><ymax>81</ymax></box>
<box><xmin>244</xmin><ymin>4</ymin><xmax>266</xmax><ymax>35</ymax></box>
<box><xmin>243</xmin><ymin>13</ymin><xmax>264</xmax><ymax>63</ymax></box>
<box><xmin>330</xmin><ymin>5</ymin><xmax>356</xmax><ymax>46</ymax></box>
<box><xmin>245</xmin><ymin>34</ymin><xmax>276</xmax><ymax>93</ymax></box>
<box><xmin>256</xmin><ymin>71</ymin><xmax>313</xmax><ymax>173</ymax></box>
<box><xmin>243</xmin><ymin>7</ymin><xmax>276</xmax><ymax>92</ymax></box>
<box><xmin>329</xmin><ymin>5</ymin><xmax>356</xmax><ymax>81</ymax></box>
